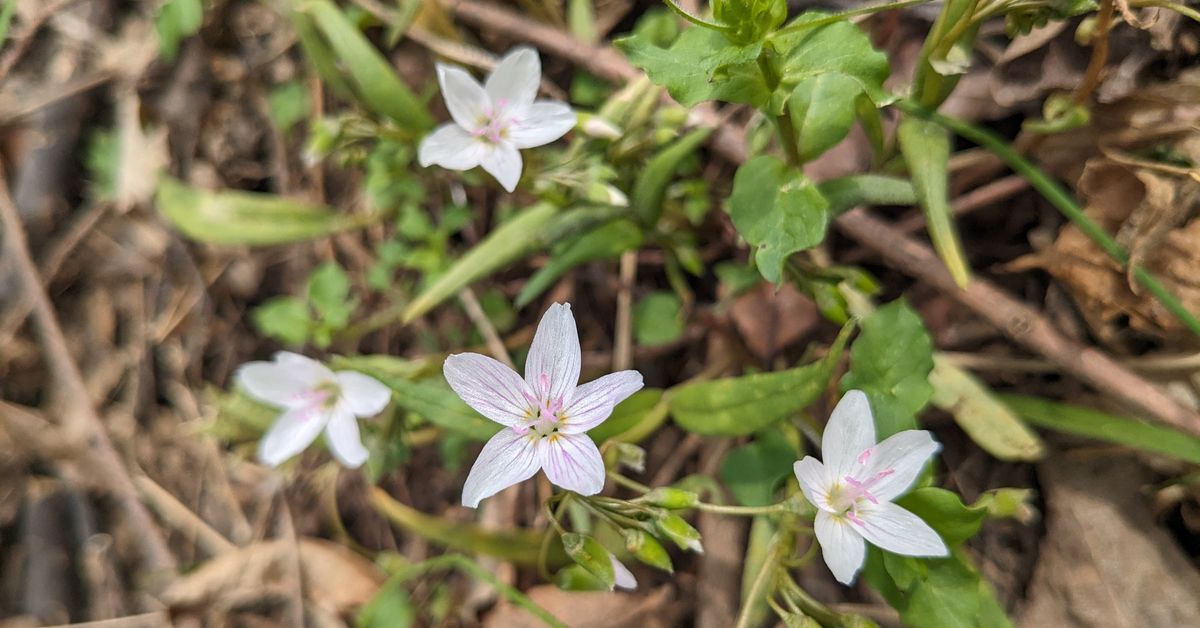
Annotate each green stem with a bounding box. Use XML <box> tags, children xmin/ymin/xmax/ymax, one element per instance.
<box><xmin>755</xmin><ymin>50</ymin><xmax>803</xmax><ymax>167</ymax></box>
<box><xmin>606</xmin><ymin>471</ymin><xmax>651</xmax><ymax>493</ymax></box>
<box><xmin>1131</xmin><ymin>0</ymin><xmax>1200</xmax><ymax>23</ymax></box>
<box><xmin>695</xmin><ymin>501</ymin><xmax>790</xmax><ymax>516</ymax></box>
<box><xmin>778</xmin><ymin>571</ymin><xmax>846</xmax><ymax>627</ymax></box>
<box><xmin>735</xmin><ymin>533</ymin><xmax>783</xmax><ymax>628</ymax></box>
<box><xmin>898</xmin><ymin>100</ymin><xmax>1200</xmax><ymax>340</ymax></box>
<box><xmin>661</xmin><ymin>0</ymin><xmax>732</xmax><ymax>32</ymax></box>
<box><xmin>774</xmin><ymin>0</ymin><xmax>935</xmax><ymax>36</ymax></box>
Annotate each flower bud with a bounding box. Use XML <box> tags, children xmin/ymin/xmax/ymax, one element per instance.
<box><xmin>561</xmin><ymin>533</ymin><xmax>616</xmax><ymax>589</ymax></box>
<box><xmin>712</xmin><ymin>0</ymin><xmax>787</xmax><ymax>44</ymax></box>
<box><xmin>614</xmin><ymin>442</ymin><xmax>646</xmax><ymax>473</ymax></box>
<box><xmin>639</xmin><ymin>487</ymin><xmax>699</xmax><ymax>510</ymax></box>
<box><xmin>556</xmin><ymin>564</ymin><xmax>609</xmax><ymax>591</ymax></box>
<box><xmin>623</xmin><ymin>529</ymin><xmax>674</xmax><ymax>573</ymax></box>
<box><xmin>654</xmin><ymin>513</ymin><xmax>704</xmax><ymax>554</ymax></box>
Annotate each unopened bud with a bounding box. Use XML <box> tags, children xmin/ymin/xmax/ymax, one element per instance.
<box><xmin>639</xmin><ymin>487</ymin><xmax>699</xmax><ymax>510</ymax></box>
<box><xmin>561</xmin><ymin>533</ymin><xmax>617</xmax><ymax>590</ymax></box>
<box><xmin>623</xmin><ymin>529</ymin><xmax>673</xmax><ymax>573</ymax></box>
<box><xmin>654</xmin><ymin>513</ymin><xmax>704</xmax><ymax>554</ymax></box>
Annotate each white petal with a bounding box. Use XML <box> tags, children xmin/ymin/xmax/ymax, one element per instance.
<box><xmin>858</xmin><ymin>430</ymin><xmax>940</xmax><ymax>502</ymax></box>
<box><xmin>485</xmin><ymin>46</ymin><xmax>540</xmax><ymax>112</ymax></box>
<box><xmin>793</xmin><ymin>457</ymin><xmax>835</xmax><ymax>513</ymax></box>
<box><xmin>507</xmin><ymin>101</ymin><xmax>576</xmax><ymax>149</ymax></box>
<box><xmin>854</xmin><ymin>502</ymin><xmax>949</xmax><ymax>558</ymax></box>
<box><xmin>324</xmin><ymin>405</ymin><xmax>369</xmax><ymax>468</ymax></box>
<box><xmin>540</xmin><ymin>433</ymin><xmax>605</xmax><ymax>496</ymax></box>
<box><xmin>560</xmin><ymin>370</ymin><xmax>643</xmax><ymax>434</ymax></box>
<box><xmin>418</xmin><ymin>123</ymin><xmax>486</xmax><ymax>170</ymax></box>
<box><xmin>444</xmin><ymin>353</ymin><xmax>535</xmax><ymax>427</ymax></box>
<box><xmin>437</xmin><ymin>64</ymin><xmax>490</xmax><ymax>131</ymax></box>
<box><xmin>524</xmin><ymin>303</ymin><xmax>581</xmax><ymax>405</ymax></box>
<box><xmin>611</xmin><ymin>555</ymin><xmax>638</xmax><ymax>591</ymax></box>
<box><xmin>462</xmin><ymin>428</ymin><xmax>542</xmax><ymax>508</ymax></box>
<box><xmin>822</xmin><ymin>390</ymin><xmax>876</xmax><ymax>478</ymax></box>
<box><xmin>334</xmin><ymin>371</ymin><xmax>391</xmax><ymax>418</ymax></box>
<box><xmin>236</xmin><ymin>352</ymin><xmax>332</xmax><ymax>408</ymax></box>
<box><xmin>479</xmin><ymin>142</ymin><xmax>523</xmax><ymax>192</ymax></box>
<box><xmin>257</xmin><ymin>406</ymin><xmax>329</xmax><ymax>467</ymax></box>
<box><xmin>814</xmin><ymin>510</ymin><xmax>867</xmax><ymax>585</ymax></box>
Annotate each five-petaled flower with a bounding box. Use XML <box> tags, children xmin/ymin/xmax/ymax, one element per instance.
<box><xmin>237</xmin><ymin>352</ymin><xmax>391</xmax><ymax>469</ymax></box>
<box><xmin>793</xmin><ymin>390</ymin><xmax>949</xmax><ymax>585</ymax></box>
<box><xmin>444</xmin><ymin>303</ymin><xmax>643</xmax><ymax>507</ymax></box>
<box><xmin>418</xmin><ymin>46</ymin><xmax>577</xmax><ymax>192</ymax></box>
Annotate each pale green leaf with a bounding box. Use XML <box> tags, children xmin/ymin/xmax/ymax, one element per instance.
<box><xmin>842</xmin><ymin>300</ymin><xmax>934</xmax><ymax>438</ymax></box>
<box><xmin>729</xmin><ymin>155</ymin><xmax>829</xmax><ymax>284</ymax></box>
<box><xmin>897</xmin><ymin>116</ymin><xmax>970</xmax><ymax>287</ymax></box>
<box><xmin>929</xmin><ymin>356</ymin><xmax>1045</xmax><ymax>461</ymax></box>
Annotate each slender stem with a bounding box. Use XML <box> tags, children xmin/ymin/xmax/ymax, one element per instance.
<box><xmin>778</xmin><ymin>571</ymin><xmax>845</xmax><ymax>627</ymax></box>
<box><xmin>735</xmin><ymin>533</ymin><xmax>782</xmax><ymax>628</ymax></box>
<box><xmin>1133</xmin><ymin>0</ymin><xmax>1200</xmax><ymax>23</ymax></box>
<box><xmin>774</xmin><ymin>0</ymin><xmax>935</xmax><ymax>36</ymax></box>
<box><xmin>1072</xmin><ymin>0</ymin><xmax>1115</xmax><ymax>105</ymax></box>
<box><xmin>538</xmin><ymin>494</ymin><xmax>571</xmax><ymax>580</ymax></box>
<box><xmin>607</xmin><ymin>471</ymin><xmax>651</xmax><ymax>493</ymax></box>
<box><xmin>661</xmin><ymin>0</ymin><xmax>732</xmax><ymax>32</ymax></box>
<box><xmin>695</xmin><ymin>501</ymin><xmax>789</xmax><ymax>516</ymax></box>
<box><xmin>755</xmin><ymin>49</ymin><xmax>803</xmax><ymax>166</ymax></box>
<box><xmin>898</xmin><ymin>100</ymin><xmax>1200</xmax><ymax>340</ymax></box>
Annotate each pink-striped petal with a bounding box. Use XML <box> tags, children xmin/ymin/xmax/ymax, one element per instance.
<box><xmin>236</xmin><ymin>352</ymin><xmax>331</xmax><ymax>409</ymax></box>
<box><xmin>257</xmin><ymin>405</ymin><xmax>329</xmax><ymax>467</ymax></box>
<box><xmin>560</xmin><ymin>370</ymin><xmax>643</xmax><ymax>434</ymax></box>
<box><xmin>611</xmin><ymin>555</ymin><xmax>638</xmax><ymax>591</ymax></box>
<box><xmin>821</xmin><ymin>390</ymin><xmax>875</xmax><ymax>478</ymax></box>
<box><xmin>324</xmin><ymin>404</ymin><xmax>369</xmax><ymax>468</ymax></box>
<box><xmin>437</xmin><ymin>64</ymin><xmax>490</xmax><ymax>132</ymax></box>
<box><xmin>462</xmin><ymin>428</ymin><xmax>541</xmax><ymax>508</ymax></box>
<box><xmin>523</xmin><ymin>303</ymin><xmax>581</xmax><ymax>406</ymax></box>
<box><xmin>479</xmin><ymin>141</ymin><xmax>522</xmax><ymax>192</ymax></box>
<box><xmin>540</xmin><ymin>433</ymin><xmax>605</xmax><ymax>496</ymax></box>
<box><xmin>793</xmin><ymin>457</ymin><xmax>835</xmax><ymax>513</ymax></box>
<box><xmin>508</xmin><ymin>101</ymin><xmax>576</xmax><ymax>149</ymax></box>
<box><xmin>856</xmin><ymin>430</ymin><xmax>939</xmax><ymax>502</ymax></box>
<box><xmin>334</xmin><ymin>371</ymin><xmax>391</xmax><ymax>418</ymax></box>
<box><xmin>853</xmin><ymin>501</ymin><xmax>948</xmax><ymax>558</ymax></box>
<box><xmin>444</xmin><ymin>353</ymin><xmax>535</xmax><ymax>427</ymax></box>
<box><xmin>484</xmin><ymin>46</ymin><xmax>540</xmax><ymax>113</ymax></box>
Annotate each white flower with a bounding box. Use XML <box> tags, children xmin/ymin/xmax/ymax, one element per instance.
<box><xmin>793</xmin><ymin>390</ymin><xmax>949</xmax><ymax>585</ymax></box>
<box><xmin>444</xmin><ymin>303</ymin><xmax>643</xmax><ymax>507</ymax></box>
<box><xmin>236</xmin><ymin>352</ymin><xmax>391</xmax><ymax>469</ymax></box>
<box><xmin>418</xmin><ymin>47</ymin><xmax>577</xmax><ymax>192</ymax></box>
<box><xmin>611</xmin><ymin>555</ymin><xmax>638</xmax><ymax>591</ymax></box>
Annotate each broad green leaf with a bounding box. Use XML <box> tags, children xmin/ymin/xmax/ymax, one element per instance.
<box><xmin>720</xmin><ymin>431</ymin><xmax>797</xmax><ymax>506</ymax></box>
<box><xmin>516</xmin><ymin>219</ymin><xmax>643</xmax><ymax>307</ymax></box>
<box><xmin>787</xmin><ymin>72</ymin><xmax>862</xmax><ymax>162</ymax></box>
<box><xmin>403</xmin><ymin>204</ymin><xmax>557</xmax><ymax>322</ymax></box>
<box><xmin>0</xmin><ymin>0</ymin><xmax>17</xmax><ymax>50</ymax></box>
<box><xmin>929</xmin><ymin>356</ymin><xmax>1045</xmax><ymax>461</ymax></box>
<box><xmin>713</xmin><ymin>0</ymin><xmax>787</xmax><ymax>44</ymax></box>
<box><xmin>1000</xmin><ymin>394</ymin><xmax>1200</xmax><ymax>464</ymax></box>
<box><xmin>774</xmin><ymin>14</ymin><xmax>890</xmax><ymax>108</ymax></box>
<box><xmin>842</xmin><ymin>300</ymin><xmax>934</xmax><ymax>438</ymax></box>
<box><xmin>817</xmin><ymin>175</ymin><xmax>915</xmax><ymax>216</ymax></box>
<box><xmin>669</xmin><ymin>323</ymin><xmax>851</xmax><ymax>435</ymax></box>
<box><xmin>897</xmin><ymin>116</ymin><xmax>970</xmax><ymax>287</ymax></box>
<box><xmin>156</xmin><ymin>177</ymin><xmax>369</xmax><ymax>245</ymax></box>
<box><xmin>617</xmin><ymin>27</ymin><xmax>769</xmax><ymax>107</ymax></box>
<box><xmin>289</xmin><ymin>11</ymin><xmax>356</xmax><ymax>101</ymax></box>
<box><xmin>155</xmin><ymin>0</ymin><xmax>203</xmax><ymax>62</ymax></box>
<box><xmin>590</xmin><ymin>389</ymin><xmax>668</xmax><ymax>444</ymax></box>
<box><xmin>308</xmin><ymin>261</ymin><xmax>353</xmax><ymax>328</ymax></box>
<box><xmin>864</xmin><ymin>548</ymin><xmax>1011</xmax><ymax>628</ymax></box>
<box><xmin>632</xmin><ymin>128</ymin><xmax>712</xmax><ymax>225</ymax></box>
<box><xmin>634</xmin><ymin>292</ymin><xmax>684</xmax><ymax>347</ymax></box>
<box><xmin>729</xmin><ymin>155</ymin><xmax>829</xmax><ymax>284</ymax></box>
<box><xmin>299</xmin><ymin>0</ymin><xmax>433</xmax><ymax>131</ymax></box>
<box><xmin>252</xmin><ymin>297</ymin><xmax>312</xmax><ymax>346</ymax></box>
<box><xmin>895</xmin><ymin>487</ymin><xmax>986</xmax><ymax>546</ymax></box>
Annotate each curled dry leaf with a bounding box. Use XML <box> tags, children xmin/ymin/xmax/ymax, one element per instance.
<box><xmin>160</xmin><ymin>538</ymin><xmax>384</xmax><ymax>615</ymax></box>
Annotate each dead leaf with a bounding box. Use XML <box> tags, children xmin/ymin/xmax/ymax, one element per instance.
<box><xmin>1019</xmin><ymin>454</ymin><xmax>1200</xmax><ymax>627</ymax></box>
<box><xmin>729</xmin><ymin>283</ymin><xmax>818</xmax><ymax>361</ymax></box>
<box><xmin>160</xmin><ymin>538</ymin><xmax>383</xmax><ymax>614</ymax></box>
<box><xmin>483</xmin><ymin>585</ymin><xmax>678</xmax><ymax>628</ymax></box>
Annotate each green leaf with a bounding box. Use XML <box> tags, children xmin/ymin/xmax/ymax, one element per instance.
<box><xmin>842</xmin><ymin>300</ymin><xmax>934</xmax><ymax>438</ymax></box>
<box><xmin>729</xmin><ymin>155</ymin><xmax>829</xmax><ymax>284</ymax></box>
<box><xmin>634</xmin><ymin>292</ymin><xmax>684</xmax><ymax>347</ymax></box>
<box><xmin>720</xmin><ymin>430</ymin><xmax>797</xmax><ymax>506</ymax></box>
<box><xmin>929</xmin><ymin>356</ymin><xmax>1045</xmax><ymax>461</ymax></box>
<box><xmin>589</xmin><ymin>389</ymin><xmax>669</xmax><ymax>444</ymax></box>
<box><xmin>863</xmin><ymin>548</ymin><xmax>1011</xmax><ymax>628</ymax></box>
<box><xmin>561</xmin><ymin>533</ymin><xmax>616</xmax><ymax>590</ymax></box>
<box><xmin>357</xmin><ymin>582</ymin><xmax>415</xmax><ymax>628</ymax></box>
<box><xmin>897</xmin><ymin>116</ymin><xmax>970</xmax><ymax>287</ymax></box>
<box><xmin>816</xmin><ymin>175</ymin><xmax>916</xmax><ymax>216</ymax></box>
<box><xmin>307</xmin><ymin>262</ymin><xmax>353</xmax><ymax>328</ymax></box>
<box><xmin>670</xmin><ymin>323</ymin><xmax>851</xmax><ymax>435</ymax></box>
<box><xmin>298</xmin><ymin>0</ymin><xmax>433</xmax><ymax>131</ymax></box>
<box><xmin>774</xmin><ymin>14</ymin><xmax>890</xmax><ymax>107</ymax></box>
<box><xmin>155</xmin><ymin>0</ymin><xmax>203</xmax><ymax>62</ymax></box>
<box><xmin>156</xmin><ymin>177</ymin><xmax>369</xmax><ymax>245</ymax></box>
<box><xmin>516</xmin><ymin>220</ymin><xmax>642</xmax><ymax>307</ymax></box>
<box><xmin>632</xmin><ymin>127</ymin><xmax>712</xmax><ymax>225</ymax></box>
<box><xmin>1000</xmin><ymin>394</ymin><xmax>1200</xmax><ymax>465</ymax></box>
<box><xmin>343</xmin><ymin>359</ymin><xmax>500</xmax><ymax>441</ymax></box>
<box><xmin>617</xmin><ymin>27</ymin><xmax>769</xmax><ymax>107</ymax></box>
<box><xmin>252</xmin><ymin>297</ymin><xmax>312</xmax><ymax>346</ymax></box>
<box><xmin>895</xmin><ymin>487</ymin><xmax>985</xmax><ymax>546</ymax></box>
<box><xmin>268</xmin><ymin>81</ymin><xmax>311</xmax><ymax>132</ymax></box>
<box><xmin>712</xmin><ymin>0</ymin><xmax>787</xmax><ymax>44</ymax></box>
<box><xmin>787</xmin><ymin>72</ymin><xmax>862</xmax><ymax>162</ymax></box>
<box><xmin>403</xmin><ymin>204</ymin><xmax>558</xmax><ymax>322</ymax></box>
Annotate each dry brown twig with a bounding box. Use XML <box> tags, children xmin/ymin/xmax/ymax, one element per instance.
<box><xmin>0</xmin><ymin>165</ymin><xmax>177</xmax><ymax>572</ymax></box>
<box><xmin>435</xmin><ymin>0</ymin><xmax>1200</xmax><ymax>435</ymax></box>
